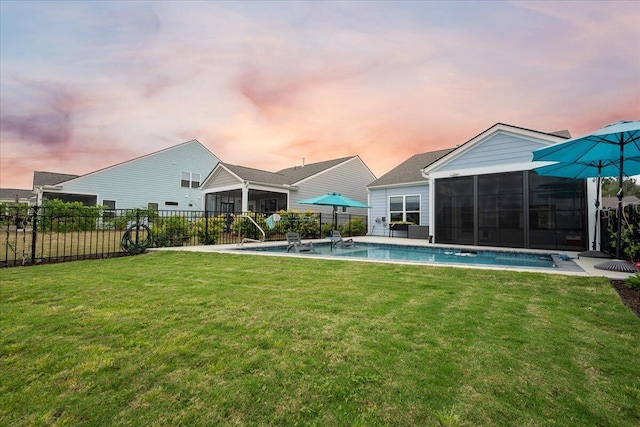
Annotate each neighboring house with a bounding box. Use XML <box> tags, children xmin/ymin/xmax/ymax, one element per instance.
<box><xmin>33</xmin><ymin>140</ymin><xmax>219</xmax><ymax>210</ymax></box>
<box><xmin>367</xmin><ymin>123</ymin><xmax>597</xmax><ymax>251</ymax></box>
<box><xmin>201</xmin><ymin>156</ymin><xmax>376</xmax><ymax>221</ymax></box>
<box><xmin>0</xmin><ymin>188</ymin><xmax>35</xmax><ymax>205</ymax></box>
<box><xmin>602</xmin><ymin>195</ymin><xmax>640</xmax><ymax>209</ymax></box>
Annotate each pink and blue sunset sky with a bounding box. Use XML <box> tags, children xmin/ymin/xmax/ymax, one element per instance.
<box><xmin>1</xmin><ymin>0</ymin><xmax>639</xmax><ymax>189</ymax></box>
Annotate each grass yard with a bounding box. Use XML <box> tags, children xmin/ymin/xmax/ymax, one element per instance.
<box><xmin>1</xmin><ymin>251</ymin><xmax>639</xmax><ymax>426</ymax></box>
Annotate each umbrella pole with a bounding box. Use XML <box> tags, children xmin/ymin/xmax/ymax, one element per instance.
<box><xmin>578</xmin><ymin>164</ymin><xmax>610</xmax><ymax>258</ymax></box>
<box><xmin>593</xmin><ymin>176</ymin><xmax>600</xmax><ymax>251</ymax></box>
<box><xmin>595</xmin><ymin>136</ymin><xmax>638</xmax><ymax>272</ymax></box>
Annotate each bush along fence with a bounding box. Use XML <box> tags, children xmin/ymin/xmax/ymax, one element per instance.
<box><xmin>600</xmin><ymin>203</ymin><xmax>640</xmax><ymax>264</ymax></box>
<box><xmin>1</xmin><ymin>202</ymin><xmax>368</xmax><ymax>267</ymax></box>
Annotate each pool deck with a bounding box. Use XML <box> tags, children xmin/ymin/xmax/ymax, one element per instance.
<box><xmin>150</xmin><ymin>236</ymin><xmax>638</xmax><ymax>280</ymax></box>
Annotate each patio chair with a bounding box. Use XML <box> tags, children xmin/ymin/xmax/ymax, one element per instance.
<box><xmin>286</xmin><ymin>232</ymin><xmax>315</xmax><ymax>253</ymax></box>
<box><xmin>330</xmin><ymin>230</ymin><xmax>355</xmax><ymax>248</ymax></box>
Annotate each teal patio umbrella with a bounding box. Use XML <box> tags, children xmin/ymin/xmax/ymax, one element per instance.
<box><xmin>532</xmin><ymin>120</ymin><xmax>640</xmax><ymax>272</ymax></box>
<box><xmin>297</xmin><ymin>192</ymin><xmax>370</xmax><ymax>228</ymax></box>
<box><xmin>534</xmin><ymin>158</ymin><xmax>640</xmax><ymax>258</ymax></box>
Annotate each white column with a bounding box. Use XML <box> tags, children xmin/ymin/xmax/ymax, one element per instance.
<box><xmin>242</xmin><ymin>182</ymin><xmax>249</xmax><ymax>212</ymax></box>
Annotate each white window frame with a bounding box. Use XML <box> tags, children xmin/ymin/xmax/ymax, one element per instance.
<box><xmin>389</xmin><ymin>194</ymin><xmax>421</xmax><ymax>224</ymax></box>
<box><xmin>181</xmin><ymin>172</ymin><xmax>201</xmax><ymax>188</ymax></box>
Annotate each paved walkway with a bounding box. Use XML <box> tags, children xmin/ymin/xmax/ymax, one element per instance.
<box><xmin>151</xmin><ymin>236</ymin><xmax>638</xmax><ymax>280</ymax></box>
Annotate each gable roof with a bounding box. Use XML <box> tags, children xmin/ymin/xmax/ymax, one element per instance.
<box><xmin>33</xmin><ymin>171</ymin><xmax>80</xmax><ymax>188</ymax></box>
<box><xmin>222</xmin><ymin>163</ymin><xmax>288</xmax><ymax>185</ymax></box>
<box><xmin>34</xmin><ymin>140</ymin><xmax>216</xmax><ymax>188</ymax></box>
<box><xmin>206</xmin><ymin>156</ymin><xmax>361</xmax><ymax>188</ymax></box>
<box><xmin>368</xmin><ymin>148</ymin><xmax>455</xmax><ymax>188</ymax></box>
<box><xmin>422</xmin><ymin>123</ymin><xmax>571</xmax><ymax>175</ymax></box>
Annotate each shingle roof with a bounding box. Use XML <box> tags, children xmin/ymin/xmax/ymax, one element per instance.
<box><xmin>368</xmin><ymin>148</ymin><xmax>455</xmax><ymax>187</ymax></box>
<box><xmin>223</xmin><ymin>164</ymin><xmax>288</xmax><ymax>185</ymax></box>
<box><xmin>221</xmin><ymin>156</ymin><xmax>357</xmax><ymax>186</ymax></box>
<box><xmin>276</xmin><ymin>156</ymin><xmax>356</xmax><ymax>184</ymax></box>
<box><xmin>33</xmin><ymin>171</ymin><xmax>80</xmax><ymax>188</ymax></box>
<box><xmin>0</xmin><ymin>188</ymin><xmax>34</xmax><ymax>201</ymax></box>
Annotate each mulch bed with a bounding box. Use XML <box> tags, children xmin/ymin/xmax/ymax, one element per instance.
<box><xmin>611</xmin><ymin>279</ymin><xmax>640</xmax><ymax>318</ymax></box>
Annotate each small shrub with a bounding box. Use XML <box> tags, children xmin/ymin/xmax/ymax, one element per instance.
<box><xmin>627</xmin><ymin>273</ymin><xmax>640</xmax><ymax>291</ymax></box>
<box><xmin>272</xmin><ymin>210</ymin><xmax>320</xmax><ymax>238</ymax></box>
<box><xmin>340</xmin><ymin>217</ymin><xmax>366</xmax><ymax>236</ymax></box>
<box><xmin>321</xmin><ymin>222</ymin><xmax>335</xmax><ymax>238</ymax></box>
<box><xmin>39</xmin><ymin>199</ymin><xmax>103</xmax><ymax>232</ymax></box>
<box><xmin>152</xmin><ymin>216</ymin><xmax>192</xmax><ymax>247</ymax></box>
<box><xmin>193</xmin><ymin>215</ymin><xmax>225</xmax><ymax>244</ymax></box>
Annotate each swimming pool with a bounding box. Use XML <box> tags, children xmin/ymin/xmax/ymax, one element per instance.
<box><xmin>238</xmin><ymin>242</ymin><xmax>560</xmax><ymax>269</ymax></box>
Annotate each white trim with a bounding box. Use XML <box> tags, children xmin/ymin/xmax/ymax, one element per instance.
<box><xmin>247</xmin><ymin>183</ymin><xmax>291</xmax><ymax>194</ymax></box>
<box><xmin>202</xmin><ymin>184</ymin><xmax>243</xmax><ymax>195</ymax></box>
<box><xmin>429</xmin><ymin>161</ymin><xmax>540</xmax><ymax>179</ymax></box>
<box><xmin>388</xmin><ymin>193</ymin><xmax>421</xmax><ymax>224</ymax></box>
<box><xmin>367</xmin><ymin>180</ymin><xmax>429</xmax><ymax>190</ymax></box>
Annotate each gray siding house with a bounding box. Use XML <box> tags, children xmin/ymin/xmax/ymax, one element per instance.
<box><xmin>33</xmin><ymin>140</ymin><xmax>219</xmax><ymax>211</ymax></box>
<box><xmin>201</xmin><ymin>156</ymin><xmax>376</xmax><ymax>221</ymax></box>
<box><xmin>368</xmin><ymin>123</ymin><xmax>597</xmax><ymax>251</ymax></box>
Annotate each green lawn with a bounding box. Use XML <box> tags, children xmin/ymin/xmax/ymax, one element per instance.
<box><xmin>1</xmin><ymin>251</ymin><xmax>639</xmax><ymax>426</ymax></box>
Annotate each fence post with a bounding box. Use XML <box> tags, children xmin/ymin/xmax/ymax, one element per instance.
<box><xmin>205</xmin><ymin>209</ymin><xmax>209</xmax><ymax>243</ymax></box>
<box><xmin>31</xmin><ymin>205</ymin><xmax>38</xmax><ymax>265</ymax></box>
<box><xmin>135</xmin><ymin>209</ymin><xmax>140</xmax><ymax>248</ymax></box>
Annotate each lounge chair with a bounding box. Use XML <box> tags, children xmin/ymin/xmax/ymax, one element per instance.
<box><xmin>286</xmin><ymin>232</ymin><xmax>315</xmax><ymax>253</ymax></box>
<box><xmin>330</xmin><ymin>230</ymin><xmax>355</xmax><ymax>248</ymax></box>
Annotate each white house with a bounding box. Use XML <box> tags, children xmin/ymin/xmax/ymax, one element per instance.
<box><xmin>368</xmin><ymin>123</ymin><xmax>597</xmax><ymax>251</ymax></box>
<box><xmin>201</xmin><ymin>156</ymin><xmax>376</xmax><ymax>222</ymax></box>
<box><xmin>33</xmin><ymin>140</ymin><xmax>219</xmax><ymax>211</ymax></box>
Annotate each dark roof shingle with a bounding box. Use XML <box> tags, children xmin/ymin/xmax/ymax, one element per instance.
<box><xmin>221</xmin><ymin>156</ymin><xmax>358</xmax><ymax>185</ymax></box>
<box><xmin>33</xmin><ymin>171</ymin><xmax>80</xmax><ymax>188</ymax></box>
<box><xmin>368</xmin><ymin>148</ymin><xmax>455</xmax><ymax>187</ymax></box>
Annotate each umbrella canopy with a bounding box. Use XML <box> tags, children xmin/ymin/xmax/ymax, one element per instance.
<box><xmin>297</xmin><ymin>193</ymin><xmax>371</xmax><ymax>209</ymax></box>
<box><xmin>533</xmin><ymin>158</ymin><xmax>640</xmax><ymax>180</ymax></box>
<box><xmin>532</xmin><ymin>120</ymin><xmax>640</xmax><ymax>166</ymax></box>
<box><xmin>532</xmin><ymin>120</ymin><xmax>640</xmax><ymax>272</ymax></box>
<box><xmin>297</xmin><ymin>193</ymin><xmax>370</xmax><ymax>231</ymax></box>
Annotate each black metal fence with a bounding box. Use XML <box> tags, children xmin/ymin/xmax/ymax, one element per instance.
<box><xmin>599</xmin><ymin>203</ymin><xmax>640</xmax><ymax>259</ymax></box>
<box><xmin>1</xmin><ymin>206</ymin><xmax>368</xmax><ymax>267</ymax></box>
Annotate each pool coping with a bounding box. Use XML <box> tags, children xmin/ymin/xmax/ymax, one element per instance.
<box><xmin>149</xmin><ymin>236</ymin><xmax>637</xmax><ymax>279</ymax></box>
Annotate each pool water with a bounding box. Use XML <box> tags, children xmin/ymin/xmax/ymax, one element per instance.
<box><xmin>244</xmin><ymin>242</ymin><xmax>557</xmax><ymax>269</ymax></box>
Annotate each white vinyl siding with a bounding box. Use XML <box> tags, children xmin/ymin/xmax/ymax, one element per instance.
<box><xmin>57</xmin><ymin>141</ymin><xmax>218</xmax><ymax>211</ymax></box>
<box><xmin>181</xmin><ymin>172</ymin><xmax>201</xmax><ymax>188</ymax></box>
<box><xmin>202</xmin><ymin>168</ymin><xmax>241</xmax><ymax>189</ymax></box>
<box><xmin>368</xmin><ymin>185</ymin><xmax>430</xmax><ymax>236</ymax></box>
<box><xmin>437</xmin><ymin>132</ymin><xmax>547</xmax><ymax>172</ymax></box>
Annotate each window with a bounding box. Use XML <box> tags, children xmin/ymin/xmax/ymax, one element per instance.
<box><xmin>148</xmin><ymin>203</ymin><xmax>158</xmax><ymax>211</ymax></box>
<box><xmin>181</xmin><ymin>172</ymin><xmax>201</xmax><ymax>188</ymax></box>
<box><xmin>103</xmin><ymin>200</ymin><xmax>116</xmax><ymax>219</ymax></box>
<box><xmin>389</xmin><ymin>195</ymin><xmax>420</xmax><ymax>224</ymax></box>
